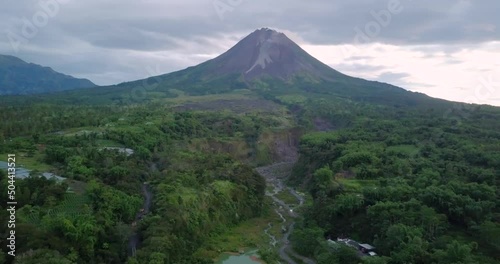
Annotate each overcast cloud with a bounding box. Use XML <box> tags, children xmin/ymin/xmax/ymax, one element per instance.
<box><xmin>1</xmin><ymin>0</ymin><xmax>499</xmax><ymax>105</ymax></box>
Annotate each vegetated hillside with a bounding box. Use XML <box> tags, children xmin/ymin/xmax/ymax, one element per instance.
<box><xmin>0</xmin><ymin>54</ymin><xmax>95</xmax><ymax>95</ymax></box>
<box><xmin>289</xmin><ymin>102</ymin><xmax>500</xmax><ymax>264</ymax></box>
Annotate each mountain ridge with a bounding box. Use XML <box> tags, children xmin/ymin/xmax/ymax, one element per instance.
<box><xmin>0</xmin><ymin>54</ymin><xmax>96</xmax><ymax>95</ymax></box>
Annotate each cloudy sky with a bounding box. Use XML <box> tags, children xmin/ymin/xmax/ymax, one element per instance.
<box><xmin>1</xmin><ymin>0</ymin><xmax>499</xmax><ymax>106</ymax></box>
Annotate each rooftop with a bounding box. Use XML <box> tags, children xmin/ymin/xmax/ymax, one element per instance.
<box><xmin>359</xmin><ymin>243</ymin><xmax>376</xmax><ymax>250</ymax></box>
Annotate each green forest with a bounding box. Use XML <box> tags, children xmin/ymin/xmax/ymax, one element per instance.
<box><xmin>289</xmin><ymin>102</ymin><xmax>500</xmax><ymax>264</ymax></box>
<box><xmin>0</xmin><ymin>92</ymin><xmax>499</xmax><ymax>264</ymax></box>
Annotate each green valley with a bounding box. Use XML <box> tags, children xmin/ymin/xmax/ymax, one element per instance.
<box><xmin>0</xmin><ymin>28</ymin><xmax>499</xmax><ymax>264</ymax></box>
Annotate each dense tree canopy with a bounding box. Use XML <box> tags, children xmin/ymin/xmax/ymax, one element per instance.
<box><xmin>289</xmin><ymin>102</ymin><xmax>500</xmax><ymax>264</ymax></box>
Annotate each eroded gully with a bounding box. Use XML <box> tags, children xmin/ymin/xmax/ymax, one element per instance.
<box><xmin>256</xmin><ymin>163</ymin><xmax>316</xmax><ymax>264</ymax></box>
<box><xmin>128</xmin><ymin>183</ymin><xmax>152</xmax><ymax>257</ymax></box>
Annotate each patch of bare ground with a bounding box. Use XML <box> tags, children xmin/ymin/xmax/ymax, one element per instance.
<box><xmin>174</xmin><ymin>99</ymin><xmax>282</xmax><ymax>113</ymax></box>
<box><xmin>260</xmin><ymin>127</ymin><xmax>303</xmax><ymax>163</ymax></box>
<box><xmin>335</xmin><ymin>170</ymin><xmax>356</xmax><ymax>179</ymax></box>
<box><xmin>249</xmin><ymin>255</ymin><xmax>265</xmax><ymax>263</ymax></box>
<box><xmin>313</xmin><ymin>117</ymin><xmax>335</xmax><ymax>131</ymax></box>
<box><xmin>189</xmin><ymin>139</ymin><xmax>252</xmax><ymax>163</ymax></box>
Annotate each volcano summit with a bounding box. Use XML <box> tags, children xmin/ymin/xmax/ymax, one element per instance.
<box><xmin>203</xmin><ymin>28</ymin><xmax>345</xmax><ymax>81</ymax></box>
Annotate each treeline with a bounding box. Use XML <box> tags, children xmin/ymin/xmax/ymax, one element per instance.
<box><xmin>0</xmin><ymin>105</ymin><xmax>124</xmax><ymax>139</ymax></box>
<box><xmin>290</xmin><ymin>106</ymin><xmax>500</xmax><ymax>264</ymax></box>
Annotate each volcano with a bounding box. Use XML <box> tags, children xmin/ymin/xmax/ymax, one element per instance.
<box><xmin>124</xmin><ymin>28</ymin><xmax>430</xmax><ymax>105</ymax></box>
<box><xmin>200</xmin><ymin>28</ymin><xmax>345</xmax><ymax>81</ymax></box>
<box><xmin>43</xmin><ymin>28</ymin><xmax>438</xmax><ymax>107</ymax></box>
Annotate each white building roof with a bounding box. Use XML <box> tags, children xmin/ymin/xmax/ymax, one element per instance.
<box><xmin>359</xmin><ymin>243</ymin><xmax>375</xmax><ymax>250</ymax></box>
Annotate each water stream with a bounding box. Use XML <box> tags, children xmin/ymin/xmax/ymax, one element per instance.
<box><xmin>256</xmin><ymin>162</ymin><xmax>316</xmax><ymax>264</ymax></box>
<box><xmin>128</xmin><ymin>183</ymin><xmax>152</xmax><ymax>257</ymax></box>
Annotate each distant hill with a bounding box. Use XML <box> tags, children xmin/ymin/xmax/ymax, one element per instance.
<box><xmin>0</xmin><ymin>55</ymin><xmax>95</xmax><ymax>95</ymax></box>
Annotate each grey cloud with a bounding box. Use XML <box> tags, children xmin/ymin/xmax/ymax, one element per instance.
<box><xmin>84</xmin><ymin>27</ymin><xmax>181</xmax><ymax>51</ymax></box>
<box><xmin>332</xmin><ymin>63</ymin><xmax>387</xmax><ymax>73</ymax></box>
<box><xmin>375</xmin><ymin>72</ymin><xmax>411</xmax><ymax>87</ymax></box>
<box><xmin>444</xmin><ymin>59</ymin><xmax>463</xmax><ymax>65</ymax></box>
<box><xmin>375</xmin><ymin>73</ymin><xmax>436</xmax><ymax>93</ymax></box>
<box><xmin>0</xmin><ymin>0</ymin><xmax>499</xmax><ymax>85</ymax></box>
<box><xmin>347</xmin><ymin>55</ymin><xmax>377</xmax><ymax>61</ymax></box>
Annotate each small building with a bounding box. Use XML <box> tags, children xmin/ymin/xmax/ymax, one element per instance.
<box><xmin>336</xmin><ymin>238</ymin><xmax>377</xmax><ymax>257</ymax></box>
<box><xmin>359</xmin><ymin>243</ymin><xmax>376</xmax><ymax>253</ymax></box>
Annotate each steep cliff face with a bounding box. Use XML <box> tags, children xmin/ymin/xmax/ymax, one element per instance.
<box><xmin>188</xmin><ymin>127</ymin><xmax>303</xmax><ymax>166</ymax></box>
<box><xmin>258</xmin><ymin>128</ymin><xmax>303</xmax><ymax>163</ymax></box>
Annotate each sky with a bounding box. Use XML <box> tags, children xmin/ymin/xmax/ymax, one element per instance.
<box><xmin>1</xmin><ymin>0</ymin><xmax>499</xmax><ymax>106</ymax></box>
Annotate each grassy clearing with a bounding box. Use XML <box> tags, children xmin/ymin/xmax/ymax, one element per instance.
<box><xmin>287</xmin><ymin>251</ymin><xmax>307</xmax><ymax>264</ymax></box>
<box><xmin>20</xmin><ymin>192</ymin><xmax>90</xmax><ymax>225</ymax></box>
<box><xmin>386</xmin><ymin>144</ymin><xmax>419</xmax><ymax>156</ymax></box>
<box><xmin>0</xmin><ymin>152</ymin><xmax>52</xmax><ymax>171</ymax></box>
<box><xmin>188</xmin><ymin>138</ymin><xmax>252</xmax><ymax>162</ymax></box>
<box><xmin>277</xmin><ymin>94</ymin><xmax>308</xmax><ymax>104</ymax></box>
<box><xmin>194</xmin><ymin>197</ymin><xmax>283</xmax><ymax>260</ymax></box>
<box><xmin>442</xmin><ymin>227</ymin><xmax>499</xmax><ymax>263</ymax></box>
<box><xmin>276</xmin><ymin>190</ymin><xmax>300</xmax><ymax>207</ymax></box>
<box><xmin>61</xmin><ymin>126</ymin><xmax>103</xmax><ymax>137</ymax></box>
<box><xmin>268</xmin><ymin>211</ymin><xmax>287</xmax><ymax>241</ymax></box>
<box><xmin>164</xmin><ymin>91</ymin><xmax>256</xmax><ymax>104</ymax></box>
<box><xmin>145</xmin><ymin>91</ymin><xmax>168</xmax><ymax>98</ymax></box>
<box><xmin>337</xmin><ymin>178</ymin><xmax>379</xmax><ymax>193</ymax></box>
<box><xmin>47</xmin><ymin>193</ymin><xmax>90</xmax><ymax>216</ymax></box>
<box><xmin>95</xmin><ymin>139</ymin><xmax>124</xmax><ymax>147</ymax></box>
<box><xmin>255</xmin><ymin>144</ymin><xmax>272</xmax><ymax>166</ymax></box>
<box><xmin>67</xmin><ymin>179</ymin><xmax>88</xmax><ymax>194</ymax></box>
<box><xmin>299</xmin><ymin>190</ymin><xmax>314</xmax><ymax>208</ymax></box>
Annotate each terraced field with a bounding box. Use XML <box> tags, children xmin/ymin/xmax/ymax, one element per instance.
<box><xmin>21</xmin><ymin>193</ymin><xmax>90</xmax><ymax>224</ymax></box>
